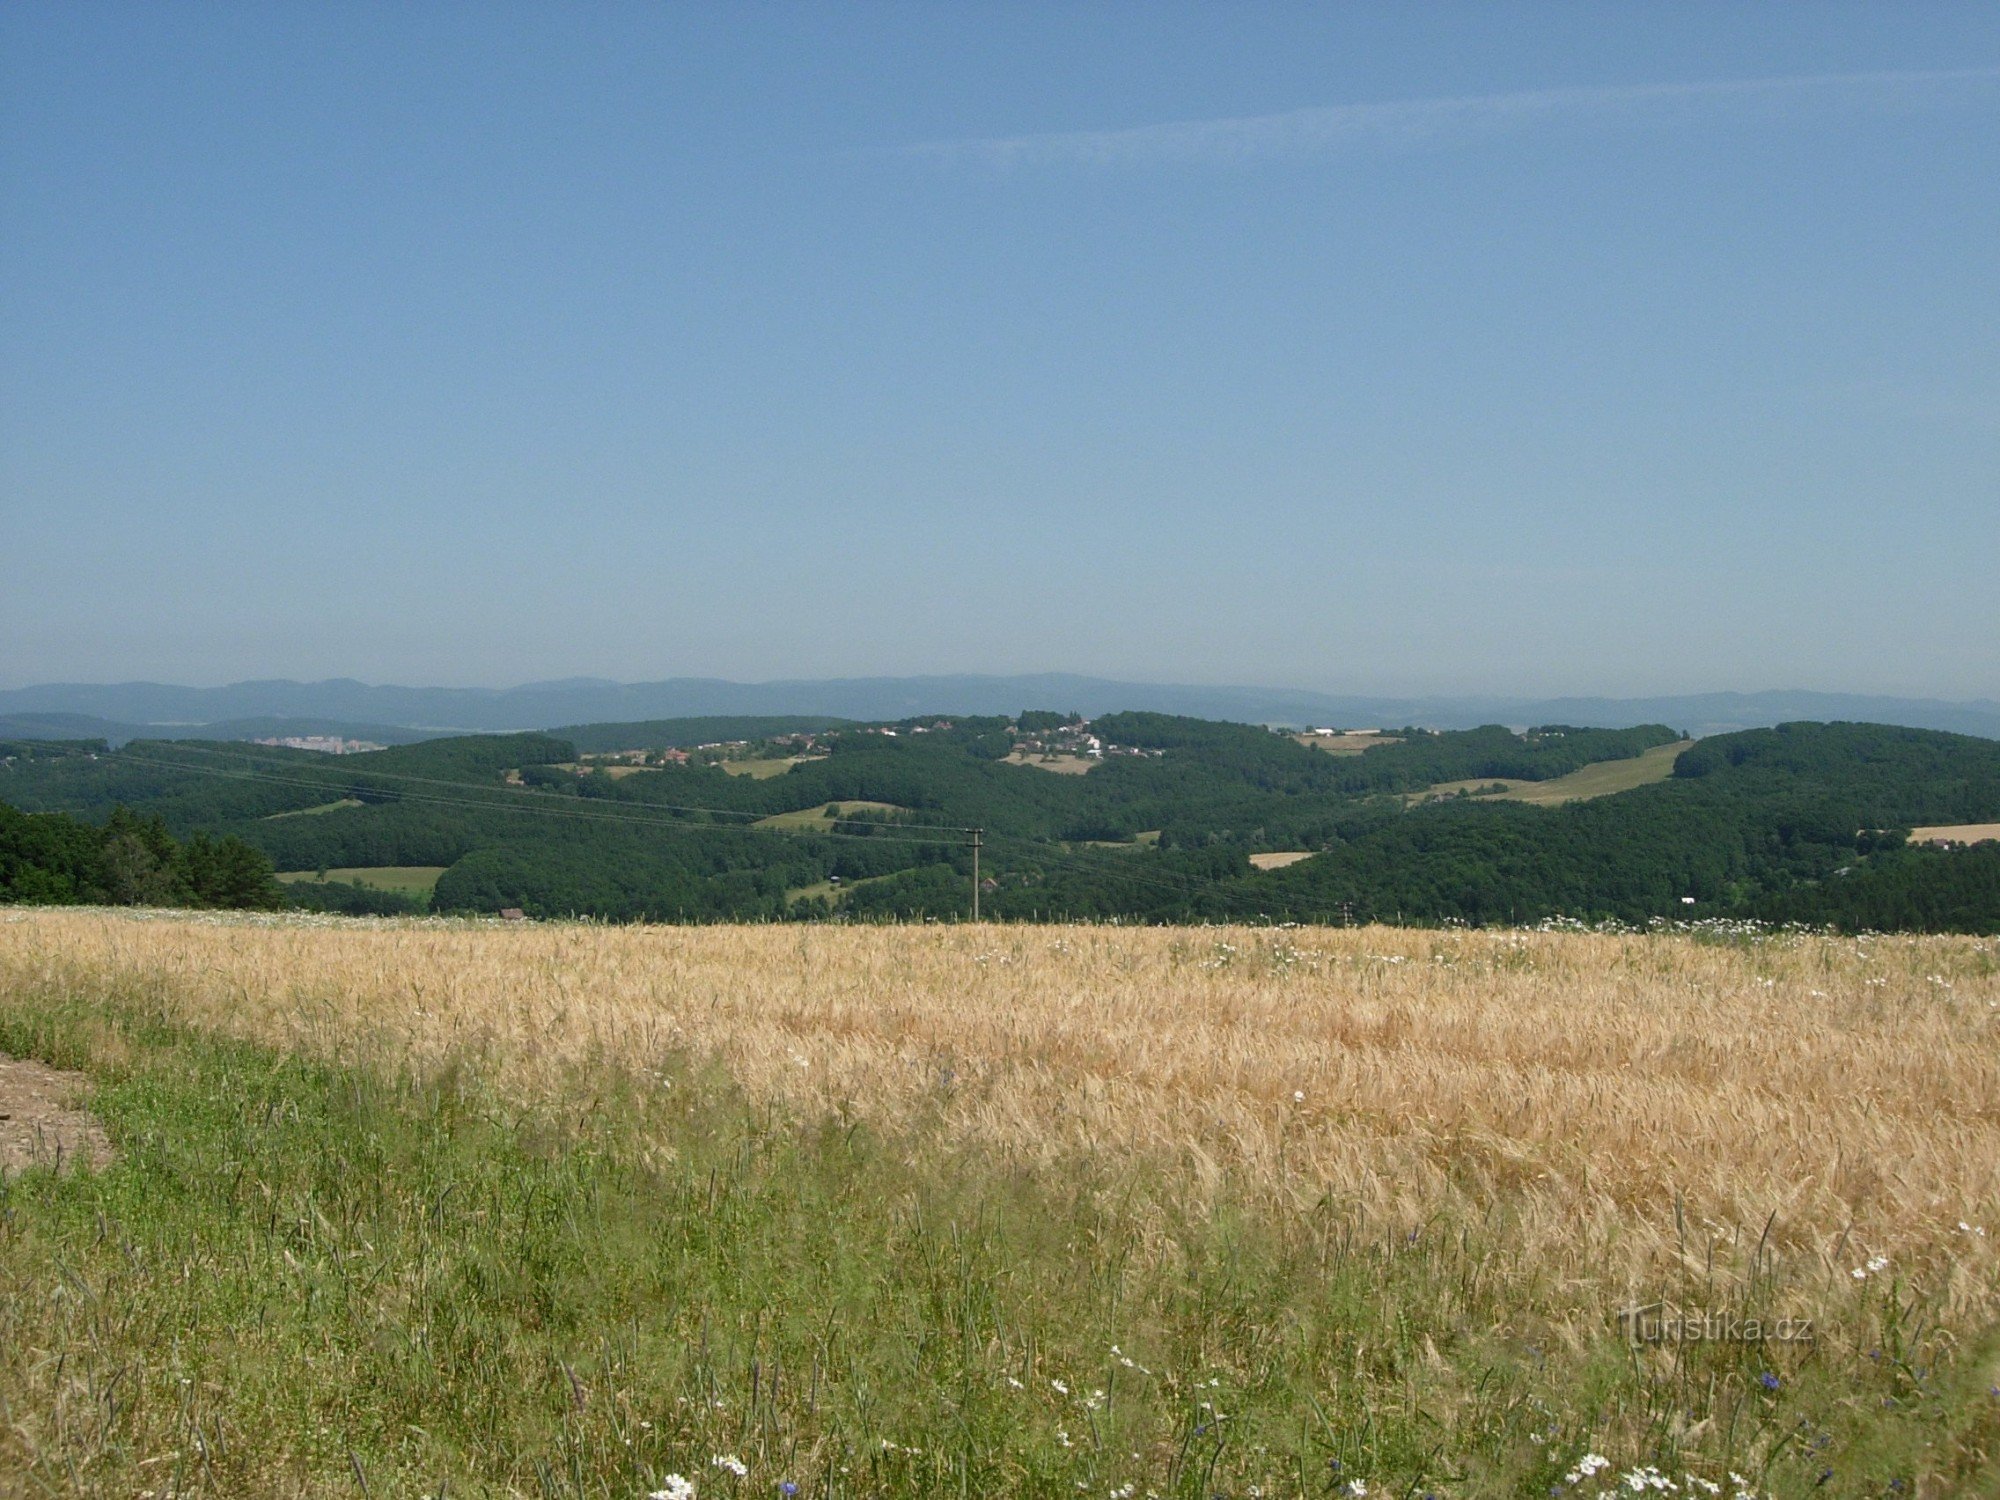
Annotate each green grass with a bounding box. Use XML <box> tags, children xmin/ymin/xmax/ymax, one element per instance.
<box><xmin>262</xmin><ymin>798</ymin><xmax>364</xmax><ymax>819</ymax></box>
<box><xmin>783</xmin><ymin>872</ymin><xmax>896</xmax><ymax>905</ymax></box>
<box><xmin>275</xmin><ymin>865</ymin><xmax>449</xmax><ymax>895</ymax></box>
<box><xmin>1073</xmin><ymin>831</ymin><xmax>1163</xmax><ymax>852</ymax></box>
<box><xmin>721</xmin><ymin>756</ymin><xmax>821</xmax><ymax>779</ymax></box>
<box><xmin>0</xmin><ymin>986</ymin><xmax>1991</xmax><ymax>1496</ymax></box>
<box><xmin>1418</xmin><ymin>741</ymin><xmax>1694</xmax><ymax>807</ymax></box>
<box><xmin>753</xmin><ymin>801</ymin><xmax>905</xmax><ymax>831</ymax></box>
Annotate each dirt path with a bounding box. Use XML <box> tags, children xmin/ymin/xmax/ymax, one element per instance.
<box><xmin>0</xmin><ymin>1055</ymin><xmax>114</xmax><ymax>1176</ymax></box>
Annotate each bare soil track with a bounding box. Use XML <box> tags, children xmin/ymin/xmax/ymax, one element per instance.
<box><xmin>0</xmin><ymin>1054</ymin><xmax>113</xmax><ymax>1176</ymax></box>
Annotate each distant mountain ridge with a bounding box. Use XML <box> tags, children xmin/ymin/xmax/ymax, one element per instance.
<box><xmin>3</xmin><ymin>676</ymin><xmax>1998</xmax><ymax>741</ymax></box>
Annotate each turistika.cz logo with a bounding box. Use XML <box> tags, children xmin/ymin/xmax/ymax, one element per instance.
<box><xmin>1617</xmin><ymin>1304</ymin><xmax>1814</xmax><ymax>1345</ymax></box>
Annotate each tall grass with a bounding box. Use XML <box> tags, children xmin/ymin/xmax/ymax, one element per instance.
<box><xmin>2</xmin><ymin>908</ymin><xmax>1997</xmax><ymax>1496</ymax></box>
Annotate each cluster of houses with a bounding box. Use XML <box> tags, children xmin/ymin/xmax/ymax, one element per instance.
<box><xmin>251</xmin><ymin>735</ymin><xmax>385</xmax><ymax>754</ymax></box>
<box><xmin>1009</xmin><ymin>720</ymin><xmax>1159</xmax><ymax>761</ymax></box>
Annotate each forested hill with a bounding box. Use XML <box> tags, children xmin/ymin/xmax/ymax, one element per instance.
<box><xmin>2</xmin><ymin>715</ymin><xmax>1996</xmax><ymax>931</ymax></box>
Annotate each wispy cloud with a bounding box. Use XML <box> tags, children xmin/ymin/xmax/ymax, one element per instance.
<box><xmin>907</xmin><ymin>67</ymin><xmax>2000</xmax><ymax>169</ymax></box>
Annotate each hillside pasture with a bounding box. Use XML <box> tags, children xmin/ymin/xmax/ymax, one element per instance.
<box><xmin>1416</xmin><ymin>738</ymin><xmax>1693</xmax><ymax>805</ymax></box>
<box><xmin>752</xmin><ymin>799</ymin><xmax>905</xmax><ymax>830</ymax></box>
<box><xmin>1294</xmin><ymin>730</ymin><xmax>1402</xmax><ymax>754</ymax></box>
<box><xmin>784</xmin><ymin>872</ymin><xmax>897</xmax><ymax>905</ymax></box>
<box><xmin>553</xmin><ymin>761</ymin><xmax>663</xmax><ymax>779</ymax></box>
<box><xmin>1001</xmin><ymin>750</ymin><xmax>1098</xmax><ymax>774</ymax></box>
<box><xmin>722</xmin><ymin>755</ymin><xmax>823</xmax><ymax>778</ymax></box>
<box><xmin>275</xmin><ymin>865</ymin><xmax>448</xmax><ymax>895</ymax></box>
<box><xmin>261</xmin><ymin>797</ymin><xmax>363</xmax><ymax>818</ymax></box>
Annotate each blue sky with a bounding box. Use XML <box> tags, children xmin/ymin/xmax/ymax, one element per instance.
<box><xmin>3</xmin><ymin>3</ymin><xmax>1996</xmax><ymax>697</ymax></box>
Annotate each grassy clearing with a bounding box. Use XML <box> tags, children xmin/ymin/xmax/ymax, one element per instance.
<box><xmin>722</xmin><ymin>757</ymin><xmax>822</xmax><ymax>779</ymax></box>
<box><xmin>753</xmin><ymin>801</ymin><xmax>905</xmax><ymax>831</ymax></box>
<box><xmin>1</xmin><ymin>911</ymin><xmax>1997</xmax><ymax>1496</ymax></box>
<box><xmin>1002</xmin><ymin>752</ymin><xmax>1098</xmax><ymax>774</ymax></box>
<box><xmin>557</xmin><ymin>762</ymin><xmax>665</xmax><ymax>779</ymax></box>
<box><xmin>1294</xmin><ymin>732</ymin><xmax>1402</xmax><ymax>755</ymax></box>
<box><xmin>1418</xmin><ymin>740</ymin><xmax>1694</xmax><ymax>806</ymax></box>
<box><xmin>783</xmin><ymin>873</ymin><xmax>897</xmax><ymax>906</ymax></box>
<box><xmin>262</xmin><ymin>798</ymin><xmax>364</xmax><ymax>819</ymax></box>
<box><xmin>274</xmin><ymin>866</ymin><xmax>449</xmax><ymax>895</ymax></box>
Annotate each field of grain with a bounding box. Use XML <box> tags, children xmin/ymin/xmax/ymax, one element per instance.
<box><xmin>1910</xmin><ymin>824</ymin><xmax>2000</xmax><ymax>846</ymax></box>
<box><xmin>3</xmin><ymin>909</ymin><xmax>1997</xmax><ymax>1496</ymax></box>
<box><xmin>6</xmin><ymin>909</ymin><xmax>1995</xmax><ymax>1296</ymax></box>
<box><xmin>1247</xmin><ymin>850</ymin><xmax>1315</xmax><ymax>870</ymax></box>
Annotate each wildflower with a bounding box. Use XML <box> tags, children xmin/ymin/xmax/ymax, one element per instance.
<box><xmin>1759</xmin><ymin>1371</ymin><xmax>1780</xmax><ymax>1391</ymax></box>
<box><xmin>712</xmin><ymin>1455</ymin><xmax>747</xmax><ymax>1477</ymax></box>
<box><xmin>780</xmin><ymin>1487</ymin><xmax>798</xmax><ymax>1497</ymax></box>
<box><xmin>1293</xmin><ymin>1090</ymin><xmax>1305</xmax><ymax>1103</ymax></box>
<box><xmin>650</xmin><ymin>1479</ymin><xmax>696</xmax><ymax>1500</ymax></box>
<box><xmin>1343</xmin><ymin>1483</ymin><xmax>1368</xmax><ymax>1498</ymax></box>
<box><xmin>1867</xmin><ymin>1255</ymin><xmax>1889</xmax><ymax>1273</ymax></box>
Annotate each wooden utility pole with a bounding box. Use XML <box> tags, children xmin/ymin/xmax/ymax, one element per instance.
<box><xmin>967</xmin><ymin>827</ymin><xmax>984</xmax><ymax>921</ymax></box>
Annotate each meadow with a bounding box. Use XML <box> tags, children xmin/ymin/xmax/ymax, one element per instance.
<box><xmin>274</xmin><ymin>865</ymin><xmax>450</xmax><ymax>896</ymax></box>
<box><xmin>722</xmin><ymin>757</ymin><xmax>825</xmax><ymax>780</ymax></box>
<box><xmin>1</xmin><ymin>909</ymin><xmax>1997</xmax><ymax>1497</ymax></box>
<box><xmin>1416</xmin><ymin>741</ymin><xmax>1695</xmax><ymax>807</ymax></box>
<box><xmin>752</xmin><ymin>801</ymin><xmax>907</xmax><ymax>831</ymax></box>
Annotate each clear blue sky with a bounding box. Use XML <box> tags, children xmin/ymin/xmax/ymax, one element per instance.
<box><xmin>4</xmin><ymin>3</ymin><xmax>1996</xmax><ymax>697</ymax></box>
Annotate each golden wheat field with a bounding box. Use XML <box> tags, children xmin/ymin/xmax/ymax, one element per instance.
<box><xmin>5</xmin><ymin>907</ymin><xmax>1998</xmax><ymax>1334</ymax></box>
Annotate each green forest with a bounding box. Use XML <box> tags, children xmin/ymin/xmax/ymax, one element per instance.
<box><xmin>3</xmin><ymin>713</ymin><xmax>1997</xmax><ymax>931</ymax></box>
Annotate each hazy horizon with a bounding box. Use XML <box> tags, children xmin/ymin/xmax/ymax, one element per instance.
<box><xmin>3</xmin><ymin>668</ymin><xmax>1997</xmax><ymax>713</ymax></box>
<box><xmin>5</xmin><ymin>5</ymin><xmax>1996</xmax><ymax>699</ymax></box>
